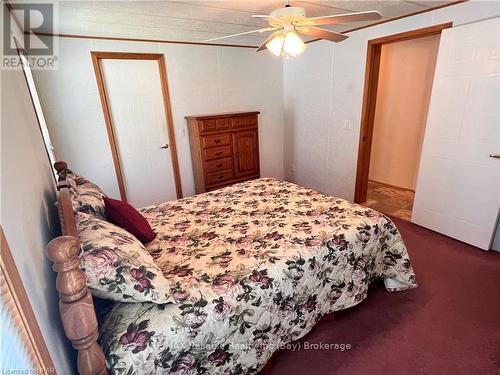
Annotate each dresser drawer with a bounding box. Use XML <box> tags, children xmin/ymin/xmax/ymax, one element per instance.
<box><xmin>202</xmin><ymin>133</ymin><xmax>231</xmax><ymax>148</ymax></box>
<box><xmin>215</xmin><ymin>118</ymin><xmax>231</xmax><ymax>131</ymax></box>
<box><xmin>206</xmin><ymin>170</ymin><xmax>234</xmax><ymax>185</ymax></box>
<box><xmin>199</xmin><ymin>119</ymin><xmax>217</xmax><ymax>133</ymax></box>
<box><xmin>204</xmin><ymin>146</ymin><xmax>232</xmax><ymax>160</ymax></box>
<box><xmin>205</xmin><ymin>157</ymin><xmax>232</xmax><ymax>174</ymax></box>
<box><xmin>199</xmin><ymin>118</ymin><xmax>231</xmax><ymax>134</ymax></box>
<box><xmin>232</xmin><ymin>115</ymin><xmax>257</xmax><ymax>129</ymax></box>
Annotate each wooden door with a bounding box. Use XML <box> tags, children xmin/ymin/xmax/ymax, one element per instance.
<box><xmin>412</xmin><ymin>18</ymin><xmax>500</xmax><ymax>249</ymax></box>
<box><xmin>100</xmin><ymin>59</ymin><xmax>178</xmax><ymax>207</ymax></box>
<box><xmin>233</xmin><ymin>130</ymin><xmax>259</xmax><ymax>178</ymax></box>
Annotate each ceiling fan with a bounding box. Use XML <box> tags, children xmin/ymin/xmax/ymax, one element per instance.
<box><xmin>205</xmin><ymin>1</ymin><xmax>382</xmax><ymax>57</ymax></box>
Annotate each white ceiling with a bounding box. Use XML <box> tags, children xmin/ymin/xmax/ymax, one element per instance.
<box><xmin>24</xmin><ymin>1</ymin><xmax>458</xmax><ymax>46</ymax></box>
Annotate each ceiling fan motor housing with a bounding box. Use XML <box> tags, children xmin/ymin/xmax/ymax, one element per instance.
<box><xmin>270</xmin><ymin>6</ymin><xmax>306</xmax><ymax>22</ymax></box>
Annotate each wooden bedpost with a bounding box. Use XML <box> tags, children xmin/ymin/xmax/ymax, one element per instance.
<box><xmin>54</xmin><ymin>161</ymin><xmax>68</xmax><ymax>181</ymax></box>
<box><xmin>47</xmin><ymin>236</ymin><xmax>108</xmax><ymax>375</ymax></box>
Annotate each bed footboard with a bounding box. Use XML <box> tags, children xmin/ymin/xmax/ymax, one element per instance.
<box><xmin>47</xmin><ymin>235</ymin><xmax>107</xmax><ymax>375</ymax></box>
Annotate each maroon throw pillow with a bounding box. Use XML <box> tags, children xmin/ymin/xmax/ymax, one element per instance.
<box><xmin>103</xmin><ymin>196</ymin><xmax>156</xmax><ymax>243</ymax></box>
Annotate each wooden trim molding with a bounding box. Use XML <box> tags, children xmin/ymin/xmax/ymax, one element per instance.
<box><xmin>157</xmin><ymin>55</ymin><xmax>183</xmax><ymax>200</ymax></box>
<box><xmin>91</xmin><ymin>51</ymin><xmax>183</xmax><ymax>202</ymax></box>
<box><xmin>354</xmin><ymin>42</ymin><xmax>382</xmax><ymax>204</ymax></box>
<box><xmin>30</xmin><ymin>32</ymin><xmax>259</xmax><ymax>49</ymax></box>
<box><xmin>364</xmin><ymin>22</ymin><xmax>454</xmax><ymax>46</ymax></box>
<box><xmin>90</xmin><ymin>52</ymin><xmax>128</xmax><ymax>201</ymax></box>
<box><xmin>0</xmin><ymin>227</ymin><xmax>56</xmax><ymax>373</ymax></box>
<box><xmin>353</xmin><ymin>22</ymin><xmax>453</xmax><ymax>203</ymax></box>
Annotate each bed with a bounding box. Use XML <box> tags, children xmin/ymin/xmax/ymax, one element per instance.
<box><xmin>47</xmin><ymin>162</ymin><xmax>417</xmax><ymax>375</ymax></box>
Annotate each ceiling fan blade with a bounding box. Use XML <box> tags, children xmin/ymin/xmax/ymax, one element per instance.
<box><xmin>252</xmin><ymin>14</ymin><xmax>288</xmax><ymax>24</ymax></box>
<box><xmin>298</xmin><ymin>26</ymin><xmax>348</xmax><ymax>43</ymax></box>
<box><xmin>298</xmin><ymin>11</ymin><xmax>382</xmax><ymax>26</ymax></box>
<box><xmin>204</xmin><ymin>27</ymin><xmax>278</xmax><ymax>42</ymax></box>
<box><xmin>256</xmin><ymin>30</ymin><xmax>283</xmax><ymax>52</ymax></box>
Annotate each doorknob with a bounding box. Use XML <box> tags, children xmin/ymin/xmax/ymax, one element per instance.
<box><xmin>489</xmin><ymin>153</ymin><xmax>500</xmax><ymax>159</ymax></box>
<box><xmin>161</xmin><ymin>144</ymin><xmax>169</xmax><ymax>149</ymax></box>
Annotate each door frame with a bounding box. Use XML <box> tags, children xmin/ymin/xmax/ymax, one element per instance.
<box><xmin>91</xmin><ymin>51</ymin><xmax>182</xmax><ymax>202</ymax></box>
<box><xmin>353</xmin><ymin>22</ymin><xmax>452</xmax><ymax>204</ymax></box>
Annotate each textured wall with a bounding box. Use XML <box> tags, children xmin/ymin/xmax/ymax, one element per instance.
<box><xmin>284</xmin><ymin>1</ymin><xmax>500</xmax><ymax>200</ymax></box>
<box><xmin>33</xmin><ymin>39</ymin><xmax>284</xmax><ymax>199</ymax></box>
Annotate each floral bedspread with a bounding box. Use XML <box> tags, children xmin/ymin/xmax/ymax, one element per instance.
<box><xmin>99</xmin><ymin>178</ymin><xmax>417</xmax><ymax>374</ymax></box>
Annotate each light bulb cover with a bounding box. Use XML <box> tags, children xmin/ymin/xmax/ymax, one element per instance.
<box><xmin>266</xmin><ymin>34</ymin><xmax>285</xmax><ymax>56</ymax></box>
<box><xmin>283</xmin><ymin>31</ymin><xmax>306</xmax><ymax>56</ymax></box>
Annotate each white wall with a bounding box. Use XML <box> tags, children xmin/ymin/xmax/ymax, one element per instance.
<box><xmin>369</xmin><ymin>34</ymin><xmax>440</xmax><ymax>191</ymax></box>
<box><xmin>284</xmin><ymin>0</ymin><xmax>500</xmax><ymax>200</ymax></box>
<box><xmin>1</xmin><ymin>17</ymin><xmax>75</xmax><ymax>373</ymax></box>
<box><xmin>33</xmin><ymin>39</ymin><xmax>284</xmax><ymax>199</ymax></box>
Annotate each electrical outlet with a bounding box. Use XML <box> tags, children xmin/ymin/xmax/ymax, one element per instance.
<box><xmin>291</xmin><ymin>163</ymin><xmax>296</xmax><ymax>173</ymax></box>
<box><xmin>178</xmin><ymin>127</ymin><xmax>186</xmax><ymax>137</ymax></box>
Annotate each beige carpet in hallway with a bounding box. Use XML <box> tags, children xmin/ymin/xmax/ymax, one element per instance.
<box><xmin>363</xmin><ymin>181</ymin><xmax>414</xmax><ymax>221</ymax></box>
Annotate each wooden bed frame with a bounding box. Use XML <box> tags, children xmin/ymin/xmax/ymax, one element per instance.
<box><xmin>47</xmin><ymin>161</ymin><xmax>107</xmax><ymax>375</ymax></box>
<box><xmin>46</xmin><ymin>161</ymin><xmax>333</xmax><ymax>375</ymax></box>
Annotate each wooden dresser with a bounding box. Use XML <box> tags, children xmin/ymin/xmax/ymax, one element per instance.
<box><xmin>186</xmin><ymin>111</ymin><xmax>260</xmax><ymax>193</ymax></box>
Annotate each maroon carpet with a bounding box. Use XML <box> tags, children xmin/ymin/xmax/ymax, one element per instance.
<box><xmin>271</xmin><ymin>219</ymin><xmax>500</xmax><ymax>374</ymax></box>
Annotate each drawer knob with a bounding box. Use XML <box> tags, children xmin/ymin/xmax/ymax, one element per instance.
<box><xmin>214</xmin><ymin>139</ymin><xmax>221</xmax><ymax>143</ymax></box>
<box><xmin>216</xmin><ymin>164</ymin><xmax>223</xmax><ymax>168</ymax></box>
<box><xmin>215</xmin><ymin>152</ymin><xmax>222</xmax><ymax>156</ymax></box>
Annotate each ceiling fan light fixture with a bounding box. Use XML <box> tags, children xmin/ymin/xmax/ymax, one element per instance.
<box><xmin>283</xmin><ymin>31</ymin><xmax>306</xmax><ymax>56</ymax></box>
<box><xmin>206</xmin><ymin>4</ymin><xmax>381</xmax><ymax>55</ymax></box>
<box><xmin>266</xmin><ymin>34</ymin><xmax>285</xmax><ymax>56</ymax></box>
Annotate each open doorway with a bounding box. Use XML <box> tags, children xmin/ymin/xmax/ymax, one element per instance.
<box><xmin>354</xmin><ymin>23</ymin><xmax>452</xmax><ymax>220</ymax></box>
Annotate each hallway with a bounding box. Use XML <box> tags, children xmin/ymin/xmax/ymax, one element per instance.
<box><xmin>363</xmin><ymin>181</ymin><xmax>414</xmax><ymax>221</ymax></box>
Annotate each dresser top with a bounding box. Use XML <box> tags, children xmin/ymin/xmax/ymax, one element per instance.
<box><xmin>185</xmin><ymin>111</ymin><xmax>260</xmax><ymax>121</ymax></box>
